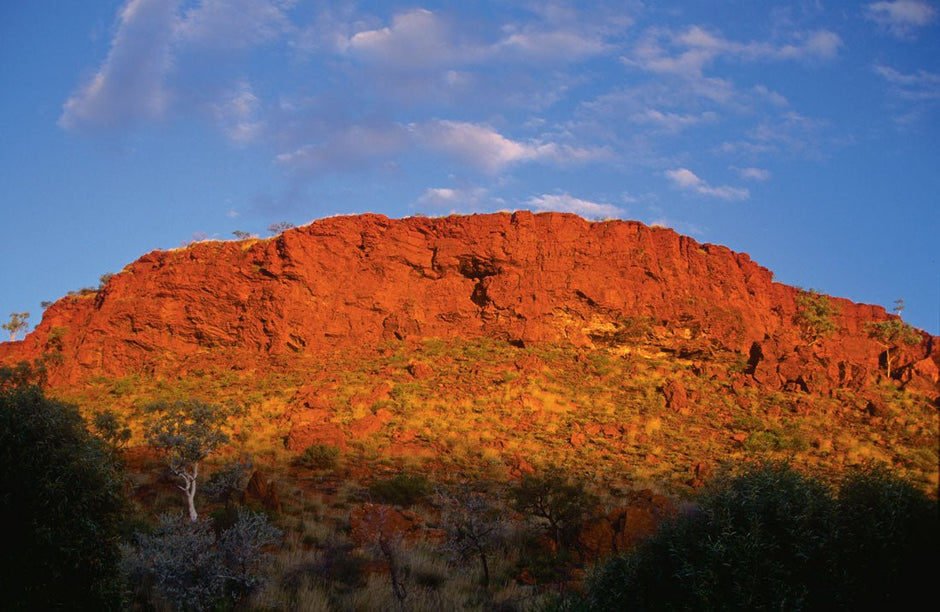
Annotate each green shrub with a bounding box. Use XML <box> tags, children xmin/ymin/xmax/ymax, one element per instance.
<box><xmin>794</xmin><ymin>289</ymin><xmax>839</xmax><ymax>341</ymax></box>
<box><xmin>368</xmin><ymin>472</ymin><xmax>429</xmax><ymax>506</ymax></box>
<box><xmin>579</xmin><ymin>463</ymin><xmax>939</xmax><ymax>611</ymax></box>
<box><xmin>743</xmin><ymin>430</ymin><xmax>780</xmax><ymax>452</ymax></box>
<box><xmin>0</xmin><ymin>384</ymin><xmax>127</xmax><ymax>609</ymax></box>
<box><xmin>832</xmin><ymin>467</ymin><xmax>939</xmax><ymax>609</ymax></box>
<box><xmin>294</xmin><ymin>444</ymin><xmax>340</xmax><ymax>470</ymax></box>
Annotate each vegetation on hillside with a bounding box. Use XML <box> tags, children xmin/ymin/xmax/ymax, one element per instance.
<box><xmin>2</xmin><ymin>322</ymin><xmax>937</xmax><ymax>609</ymax></box>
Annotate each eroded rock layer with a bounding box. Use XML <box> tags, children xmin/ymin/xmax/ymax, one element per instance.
<box><xmin>2</xmin><ymin>212</ymin><xmax>936</xmax><ymax>393</ymax></box>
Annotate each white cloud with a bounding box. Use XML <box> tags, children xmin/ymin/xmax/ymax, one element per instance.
<box><xmin>734</xmin><ymin>166</ymin><xmax>772</xmax><ymax>181</ymax></box>
<box><xmin>866</xmin><ymin>1</ymin><xmax>937</xmax><ymax>38</ymax></box>
<box><xmin>874</xmin><ymin>63</ymin><xmax>940</xmax><ymax>124</ymax></box>
<box><xmin>59</xmin><ymin>0</ymin><xmax>179</xmax><ymax>131</ymax></box>
<box><xmin>665</xmin><ymin>168</ymin><xmax>749</xmax><ymax>201</ymax></box>
<box><xmin>717</xmin><ymin>111</ymin><xmax>829</xmax><ymax>160</ymax></box>
<box><xmin>497</xmin><ymin>29</ymin><xmax>608</xmax><ymax>62</ymax></box>
<box><xmin>177</xmin><ymin>0</ymin><xmax>294</xmax><ymax>49</ymax></box>
<box><xmin>60</xmin><ymin>0</ymin><xmax>294</xmax><ymax>133</ymax></box>
<box><xmin>276</xmin><ymin>123</ymin><xmax>409</xmax><ymax>175</ymax></box>
<box><xmin>411</xmin><ymin>120</ymin><xmax>608</xmax><ymax>173</ymax></box>
<box><xmin>211</xmin><ymin>81</ymin><xmax>264</xmax><ymax>144</ymax></box>
<box><xmin>415</xmin><ymin>185</ymin><xmax>496</xmax><ymax>214</ymax></box>
<box><xmin>627</xmin><ymin>25</ymin><xmax>841</xmax><ymax>79</ymax></box>
<box><xmin>525</xmin><ymin>193</ymin><xmax>624</xmax><ymax>219</ymax></box>
<box><xmin>874</xmin><ymin>64</ymin><xmax>940</xmax><ymax>100</ymax></box>
<box><xmin>753</xmin><ymin>85</ymin><xmax>789</xmax><ymax>107</ymax></box>
<box><xmin>346</xmin><ymin>7</ymin><xmax>613</xmax><ymax>71</ymax></box>
<box><xmin>630</xmin><ymin>109</ymin><xmax>717</xmax><ymax>132</ymax></box>
<box><xmin>347</xmin><ymin>9</ymin><xmax>468</xmax><ymax>70</ymax></box>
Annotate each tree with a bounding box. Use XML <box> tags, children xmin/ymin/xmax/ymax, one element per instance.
<box><xmin>580</xmin><ymin>463</ymin><xmax>938</xmax><ymax>611</ymax></box>
<box><xmin>866</xmin><ymin>316</ymin><xmax>920</xmax><ymax>377</ymax></box>
<box><xmin>793</xmin><ymin>289</ymin><xmax>839</xmax><ymax>342</ymax></box>
<box><xmin>0</xmin><ymin>382</ymin><xmax>126</xmax><ymax>609</ymax></box>
<box><xmin>436</xmin><ymin>484</ymin><xmax>507</xmax><ymax>588</ymax></box>
<box><xmin>267</xmin><ymin>221</ymin><xmax>295</xmax><ymax>235</ymax></box>
<box><xmin>509</xmin><ymin>466</ymin><xmax>598</xmax><ymax>558</ymax></box>
<box><xmin>92</xmin><ymin>408</ymin><xmax>132</xmax><ymax>462</ymax></box>
<box><xmin>123</xmin><ymin>509</ymin><xmax>281</xmax><ymax>610</ymax></box>
<box><xmin>232</xmin><ymin>230</ymin><xmax>255</xmax><ymax>240</ymax></box>
<box><xmin>2</xmin><ymin>312</ymin><xmax>29</xmax><ymax>341</ymax></box>
<box><xmin>145</xmin><ymin>399</ymin><xmax>238</xmax><ymax>522</ymax></box>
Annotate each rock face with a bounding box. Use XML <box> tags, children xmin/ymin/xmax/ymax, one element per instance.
<box><xmin>1</xmin><ymin>212</ymin><xmax>936</xmax><ymax>393</ymax></box>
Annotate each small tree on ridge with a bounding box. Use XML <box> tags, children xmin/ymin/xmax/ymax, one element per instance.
<box><xmin>865</xmin><ymin>299</ymin><xmax>920</xmax><ymax>377</ymax></box>
<box><xmin>145</xmin><ymin>399</ymin><xmax>237</xmax><ymax>522</ymax></box>
<box><xmin>2</xmin><ymin>312</ymin><xmax>29</xmax><ymax>341</ymax></box>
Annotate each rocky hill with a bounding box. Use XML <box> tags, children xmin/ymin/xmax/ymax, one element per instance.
<box><xmin>3</xmin><ymin>212</ymin><xmax>937</xmax><ymax>389</ymax></box>
<box><xmin>2</xmin><ymin>212</ymin><xmax>937</xmax><ymax>492</ymax></box>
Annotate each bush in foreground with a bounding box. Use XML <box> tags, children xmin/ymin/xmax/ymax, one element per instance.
<box><xmin>0</xmin><ymin>383</ymin><xmax>127</xmax><ymax>609</ymax></box>
<box><xmin>580</xmin><ymin>463</ymin><xmax>938</xmax><ymax>611</ymax></box>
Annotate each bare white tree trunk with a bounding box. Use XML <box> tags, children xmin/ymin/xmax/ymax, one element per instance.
<box><xmin>176</xmin><ymin>463</ymin><xmax>200</xmax><ymax>522</ymax></box>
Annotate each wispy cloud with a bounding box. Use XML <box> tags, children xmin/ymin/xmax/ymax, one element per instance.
<box><xmin>665</xmin><ymin>168</ymin><xmax>749</xmax><ymax>201</ymax></box>
<box><xmin>347</xmin><ymin>9</ymin><xmax>470</xmax><ymax>70</ymax></box>
<box><xmin>411</xmin><ymin>120</ymin><xmax>609</xmax><ymax>173</ymax></box>
<box><xmin>276</xmin><ymin>123</ymin><xmax>409</xmax><ymax>176</ymax></box>
<box><xmin>874</xmin><ymin>63</ymin><xmax>940</xmax><ymax>124</ymax></box>
<box><xmin>717</xmin><ymin>111</ymin><xmax>829</xmax><ymax>160</ymax></box>
<box><xmin>525</xmin><ymin>193</ymin><xmax>624</xmax><ymax>219</ymax></box>
<box><xmin>177</xmin><ymin>0</ymin><xmax>294</xmax><ymax>49</ymax></box>
<box><xmin>496</xmin><ymin>29</ymin><xmax>609</xmax><ymax>62</ymax></box>
<box><xmin>415</xmin><ymin>185</ymin><xmax>497</xmax><ymax>214</ymax></box>
<box><xmin>59</xmin><ymin>0</ymin><xmax>294</xmax><ymax>132</ymax></box>
<box><xmin>210</xmin><ymin>81</ymin><xmax>264</xmax><ymax>144</ymax></box>
<box><xmin>626</xmin><ymin>25</ymin><xmax>841</xmax><ymax>80</ymax></box>
<box><xmin>59</xmin><ymin>0</ymin><xmax>179</xmax><ymax>131</ymax></box>
<box><xmin>875</xmin><ymin>64</ymin><xmax>940</xmax><ymax>100</ymax></box>
<box><xmin>734</xmin><ymin>166</ymin><xmax>772</xmax><ymax>181</ymax></box>
<box><xmin>866</xmin><ymin>1</ymin><xmax>937</xmax><ymax>38</ymax></box>
<box><xmin>346</xmin><ymin>8</ymin><xmax>611</xmax><ymax>71</ymax></box>
<box><xmin>630</xmin><ymin>108</ymin><xmax>717</xmax><ymax>133</ymax></box>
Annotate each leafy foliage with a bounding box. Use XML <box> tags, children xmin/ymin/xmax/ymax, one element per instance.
<box><xmin>203</xmin><ymin>455</ymin><xmax>254</xmax><ymax>504</ymax></box>
<box><xmin>509</xmin><ymin>466</ymin><xmax>598</xmax><ymax>557</ymax></box>
<box><xmin>145</xmin><ymin>399</ymin><xmax>239</xmax><ymax>521</ymax></box>
<box><xmin>92</xmin><ymin>408</ymin><xmax>132</xmax><ymax>461</ymax></box>
<box><xmin>865</xmin><ymin>318</ymin><xmax>920</xmax><ymax>376</ymax></box>
<box><xmin>0</xmin><ymin>384</ymin><xmax>126</xmax><ymax>609</ymax></box>
<box><xmin>0</xmin><ymin>361</ymin><xmax>46</xmax><ymax>390</ymax></box>
<box><xmin>294</xmin><ymin>443</ymin><xmax>340</xmax><ymax>470</ymax></box>
<box><xmin>368</xmin><ymin>472</ymin><xmax>429</xmax><ymax>506</ymax></box>
<box><xmin>268</xmin><ymin>221</ymin><xmax>295</xmax><ymax>235</ymax></box>
<box><xmin>794</xmin><ymin>289</ymin><xmax>839</xmax><ymax>341</ymax></box>
<box><xmin>832</xmin><ymin>467</ymin><xmax>939</xmax><ymax>609</ymax></box>
<box><xmin>2</xmin><ymin>311</ymin><xmax>29</xmax><ymax>341</ymax></box>
<box><xmin>436</xmin><ymin>483</ymin><xmax>508</xmax><ymax>587</ymax></box>
<box><xmin>580</xmin><ymin>463</ymin><xmax>938</xmax><ymax>611</ymax></box>
<box><xmin>123</xmin><ymin>509</ymin><xmax>281</xmax><ymax>611</ymax></box>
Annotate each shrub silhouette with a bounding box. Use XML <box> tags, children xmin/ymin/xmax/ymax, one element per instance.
<box><xmin>368</xmin><ymin>472</ymin><xmax>429</xmax><ymax>506</ymax></box>
<box><xmin>581</xmin><ymin>463</ymin><xmax>938</xmax><ymax>611</ymax></box>
<box><xmin>0</xmin><ymin>383</ymin><xmax>126</xmax><ymax>609</ymax></box>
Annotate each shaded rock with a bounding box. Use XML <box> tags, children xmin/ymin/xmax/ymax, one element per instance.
<box><xmin>349</xmin><ymin>503</ymin><xmax>422</xmax><ymax>546</ymax></box>
<box><xmin>579</xmin><ymin>490</ymin><xmax>676</xmax><ymax>560</ymax></box>
<box><xmin>242</xmin><ymin>470</ymin><xmax>281</xmax><ymax>512</ymax></box>
<box><xmin>406</xmin><ymin>361</ymin><xmax>434</xmax><ymax>379</ymax></box>
<box><xmin>662</xmin><ymin>379</ymin><xmax>689</xmax><ymax>414</ymax></box>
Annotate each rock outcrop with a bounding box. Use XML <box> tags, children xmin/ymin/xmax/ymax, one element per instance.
<box><xmin>1</xmin><ymin>212</ymin><xmax>936</xmax><ymax>394</ymax></box>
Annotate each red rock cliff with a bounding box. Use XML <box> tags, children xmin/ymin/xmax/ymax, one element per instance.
<box><xmin>1</xmin><ymin>212</ymin><xmax>935</xmax><ymax>392</ymax></box>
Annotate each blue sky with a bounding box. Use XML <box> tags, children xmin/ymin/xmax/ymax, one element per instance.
<box><xmin>1</xmin><ymin>0</ymin><xmax>937</xmax><ymax>336</ymax></box>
